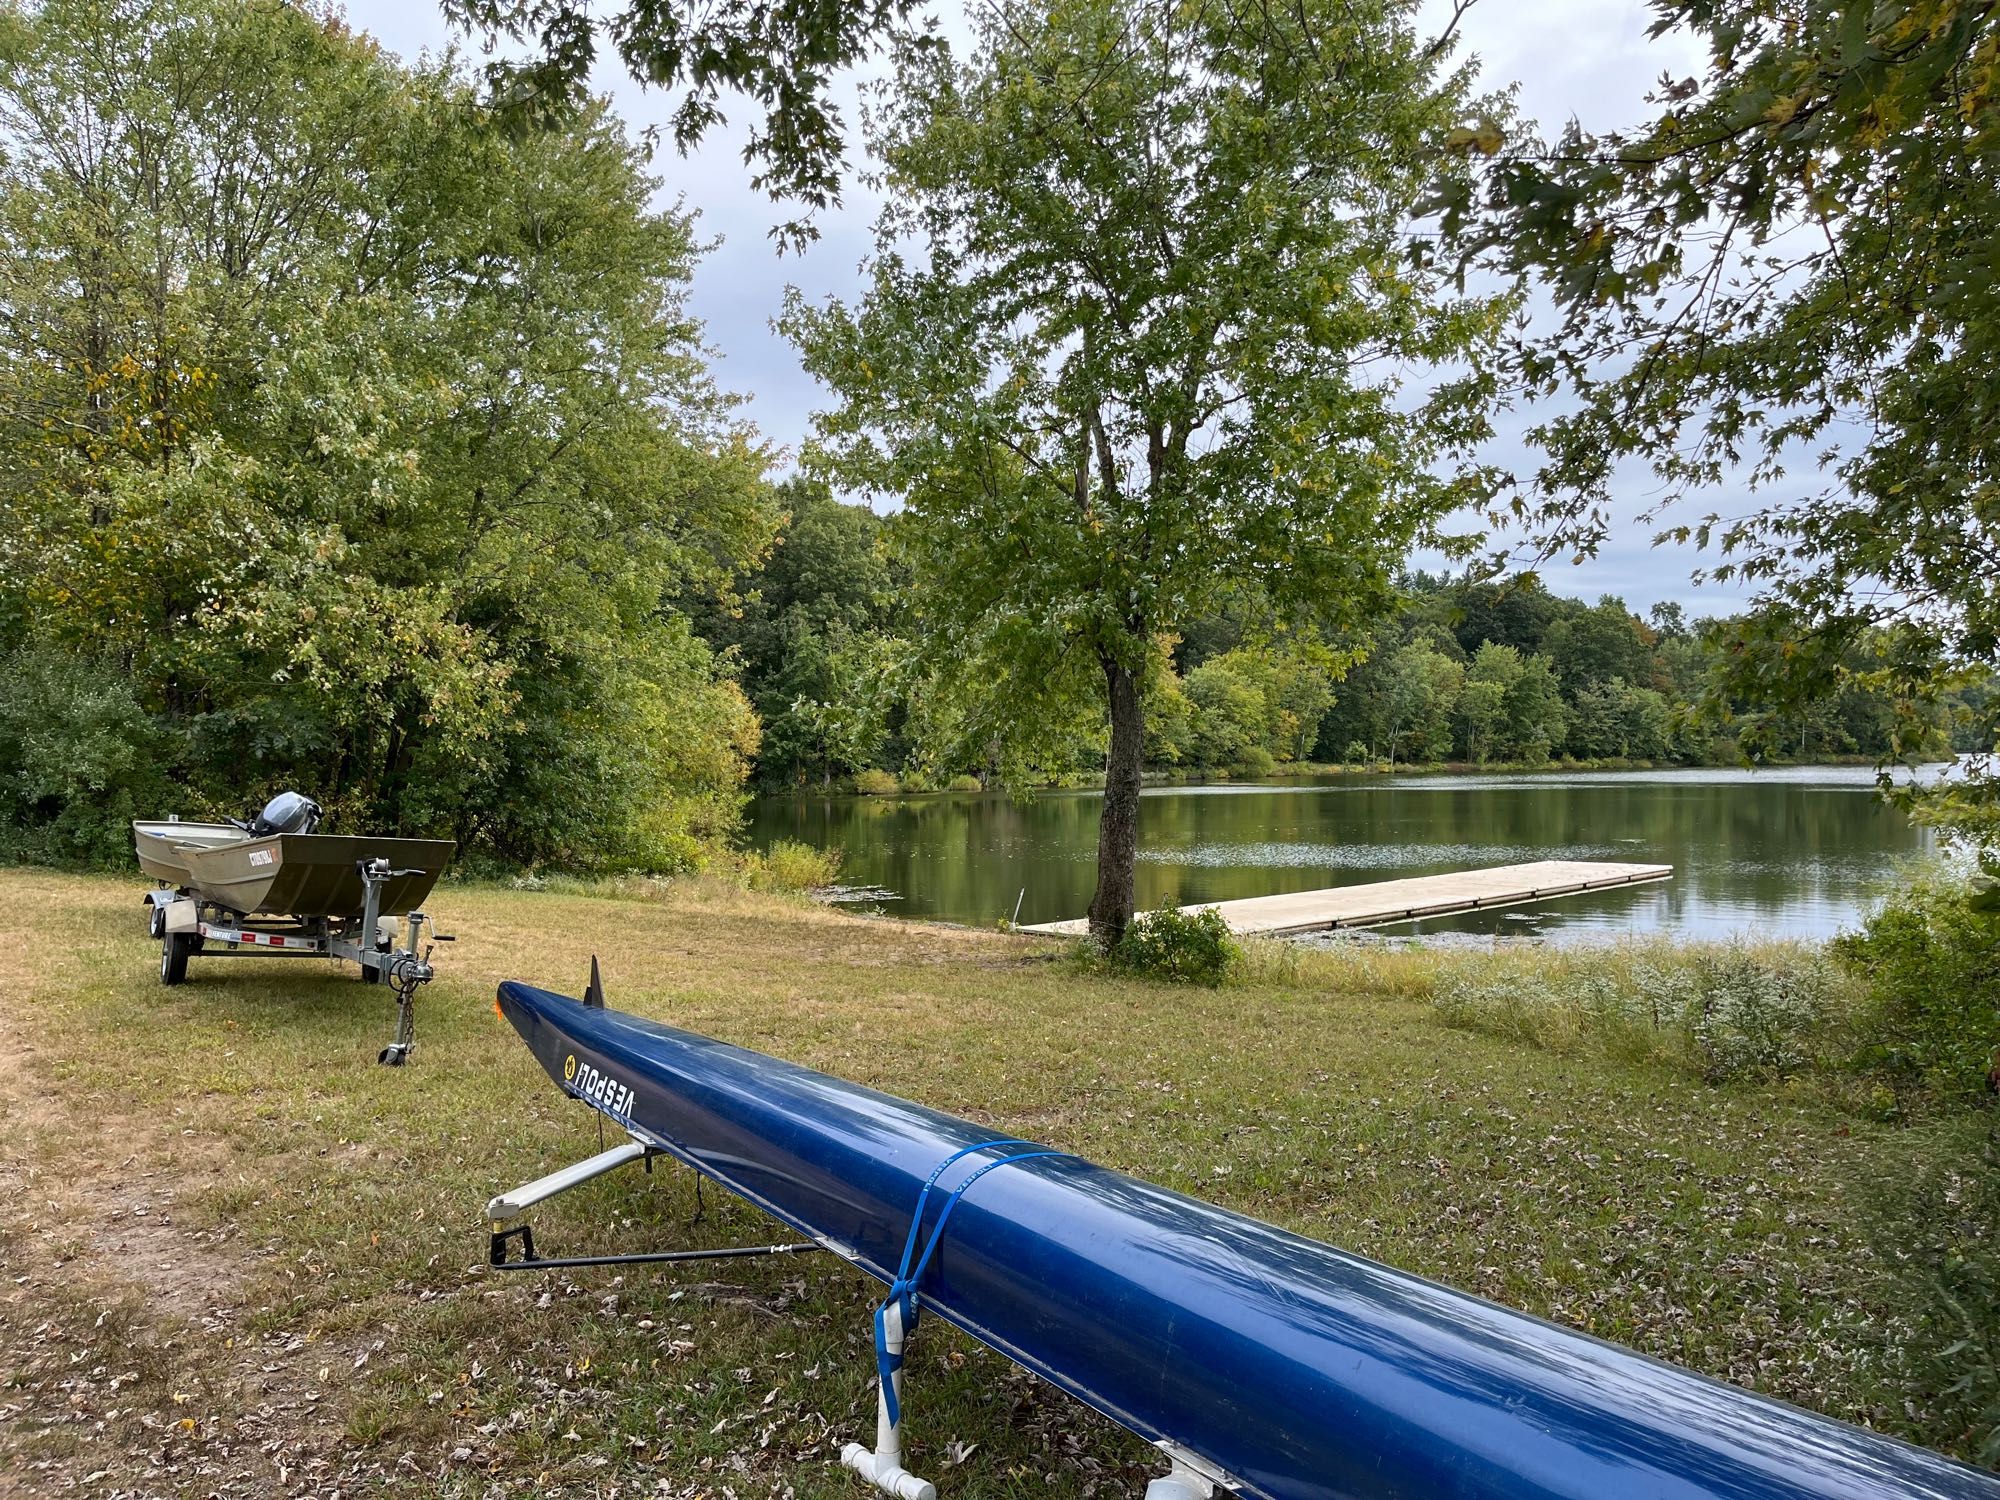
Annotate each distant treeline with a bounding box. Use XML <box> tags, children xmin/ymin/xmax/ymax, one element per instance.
<box><xmin>703</xmin><ymin>487</ymin><xmax>1991</xmax><ymax>792</ymax></box>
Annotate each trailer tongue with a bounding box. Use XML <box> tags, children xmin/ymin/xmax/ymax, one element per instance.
<box><xmin>489</xmin><ymin>976</ymin><xmax>2000</xmax><ymax>1500</ymax></box>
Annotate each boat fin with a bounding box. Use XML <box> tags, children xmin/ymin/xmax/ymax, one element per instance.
<box><xmin>583</xmin><ymin>954</ymin><xmax>605</xmax><ymax>1009</ymax></box>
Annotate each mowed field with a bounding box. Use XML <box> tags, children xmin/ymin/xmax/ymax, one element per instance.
<box><xmin>0</xmin><ymin>868</ymin><xmax>1967</xmax><ymax>1496</ymax></box>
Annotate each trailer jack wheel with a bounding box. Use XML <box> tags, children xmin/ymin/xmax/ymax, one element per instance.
<box><xmin>160</xmin><ymin>930</ymin><xmax>193</xmax><ymax>986</ymax></box>
<box><xmin>375</xmin><ymin>968</ymin><xmax>420</xmax><ymax>1066</ymax></box>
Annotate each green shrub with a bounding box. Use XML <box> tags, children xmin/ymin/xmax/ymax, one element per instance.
<box><xmin>745</xmin><ymin>840</ymin><xmax>842</xmax><ymax>893</ymax></box>
<box><xmin>1833</xmin><ymin>867</ymin><xmax>2000</xmax><ymax>1098</ymax></box>
<box><xmin>1108</xmin><ymin>903</ymin><xmax>1241</xmax><ymax>986</ymax></box>
<box><xmin>945</xmin><ymin>774</ymin><xmax>984</xmax><ymax>793</ymax></box>
<box><xmin>852</xmin><ymin>768</ymin><xmax>901</xmax><ymax>796</ymax></box>
<box><xmin>1235</xmin><ymin>745</ymin><xmax>1277</xmax><ymax>778</ymax></box>
<box><xmin>0</xmin><ymin>644</ymin><xmax>181</xmax><ymax>867</ymax></box>
<box><xmin>1342</xmin><ymin>740</ymin><xmax>1370</xmax><ymax>765</ymax></box>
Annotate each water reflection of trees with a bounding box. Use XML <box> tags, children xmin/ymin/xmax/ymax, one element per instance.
<box><xmin>746</xmin><ymin>774</ymin><xmax>1930</xmax><ymax>936</ymax></box>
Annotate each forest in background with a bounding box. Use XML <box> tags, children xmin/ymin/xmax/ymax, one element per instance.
<box><xmin>703</xmin><ymin>484</ymin><xmax>1993</xmax><ymax>796</ymax></box>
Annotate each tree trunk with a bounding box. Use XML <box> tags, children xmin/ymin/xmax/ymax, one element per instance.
<box><xmin>1087</xmin><ymin>655</ymin><xmax>1145</xmax><ymax>947</ymax></box>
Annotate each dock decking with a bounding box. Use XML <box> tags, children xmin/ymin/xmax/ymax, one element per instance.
<box><xmin>1019</xmin><ymin>859</ymin><xmax>1673</xmax><ymax>937</ymax></box>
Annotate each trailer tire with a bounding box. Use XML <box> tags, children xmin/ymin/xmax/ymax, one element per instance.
<box><xmin>147</xmin><ymin>901</ymin><xmax>165</xmax><ymax>940</ymax></box>
<box><xmin>161</xmin><ymin>931</ymin><xmax>192</xmax><ymax>986</ymax></box>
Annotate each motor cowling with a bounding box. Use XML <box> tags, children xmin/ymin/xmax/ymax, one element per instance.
<box><xmin>249</xmin><ymin>790</ymin><xmax>322</xmax><ymax>836</ymax></box>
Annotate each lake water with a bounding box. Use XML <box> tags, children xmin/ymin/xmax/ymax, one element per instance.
<box><xmin>746</xmin><ymin>766</ymin><xmax>1941</xmax><ymax>942</ymax></box>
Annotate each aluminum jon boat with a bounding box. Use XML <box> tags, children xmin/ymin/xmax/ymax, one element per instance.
<box><xmin>181</xmin><ymin>833</ymin><xmax>454</xmax><ymax>918</ymax></box>
<box><xmin>488</xmin><ymin>978</ymin><xmax>2000</xmax><ymax>1500</ymax></box>
<box><xmin>132</xmin><ymin>820</ymin><xmax>250</xmax><ymax>887</ymax></box>
<box><xmin>135</xmin><ymin>794</ymin><xmax>457</xmax><ymax>1065</ymax></box>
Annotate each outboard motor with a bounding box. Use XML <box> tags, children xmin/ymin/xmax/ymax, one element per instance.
<box><xmin>247</xmin><ymin>790</ymin><xmax>322</xmax><ymax>837</ymax></box>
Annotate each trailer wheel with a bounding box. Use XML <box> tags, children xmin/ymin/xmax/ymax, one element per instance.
<box><xmin>147</xmin><ymin>902</ymin><xmax>165</xmax><ymax>940</ymax></box>
<box><xmin>160</xmin><ymin>930</ymin><xmax>193</xmax><ymax>986</ymax></box>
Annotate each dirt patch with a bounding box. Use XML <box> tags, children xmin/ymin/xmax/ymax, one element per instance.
<box><xmin>88</xmin><ymin>1198</ymin><xmax>243</xmax><ymax>1317</ymax></box>
<box><xmin>0</xmin><ymin>949</ymin><xmax>381</xmax><ymax>1497</ymax></box>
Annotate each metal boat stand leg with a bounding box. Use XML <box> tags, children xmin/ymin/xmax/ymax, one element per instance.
<box><xmin>842</xmin><ymin>1298</ymin><xmax>936</xmax><ymax>1500</ymax></box>
<box><xmin>484</xmin><ymin>1141</ymin><xmax>821</xmax><ymax>1272</ymax></box>
<box><xmin>487</xmin><ymin>1140</ymin><xmax>652</xmax><ymax>1224</ymax></box>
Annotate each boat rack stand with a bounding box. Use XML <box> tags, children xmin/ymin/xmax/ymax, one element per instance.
<box><xmin>482</xmin><ymin>1135</ymin><xmax>1229</xmax><ymax>1500</ymax></box>
<box><xmin>484</xmin><ymin>1137</ymin><xmax>822</xmax><ymax>1273</ymax></box>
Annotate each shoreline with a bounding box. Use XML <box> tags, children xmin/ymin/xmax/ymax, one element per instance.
<box><xmin>763</xmin><ymin>753</ymin><xmax>1897</xmax><ymax>801</ymax></box>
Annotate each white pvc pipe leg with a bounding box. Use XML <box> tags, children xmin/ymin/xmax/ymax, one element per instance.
<box><xmin>841</xmin><ymin>1301</ymin><xmax>937</xmax><ymax>1500</ymax></box>
<box><xmin>1144</xmin><ymin>1464</ymin><xmax>1215</xmax><ymax>1500</ymax></box>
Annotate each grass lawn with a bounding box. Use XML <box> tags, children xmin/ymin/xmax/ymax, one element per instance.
<box><xmin>0</xmin><ymin>867</ymin><xmax>1980</xmax><ymax>1496</ymax></box>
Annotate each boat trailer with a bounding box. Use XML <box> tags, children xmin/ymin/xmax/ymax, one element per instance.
<box><xmin>137</xmin><ymin>794</ymin><xmax>455</xmax><ymax>1064</ymax></box>
<box><xmin>153</xmin><ymin>857</ymin><xmax>453</xmax><ymax>1064</ymax></box>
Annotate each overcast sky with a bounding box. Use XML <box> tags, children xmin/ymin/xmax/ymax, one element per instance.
<box><xmin>343</xmin><ymin>0</ymin><xmax>1759</xmax><ymax>617</ymax></box>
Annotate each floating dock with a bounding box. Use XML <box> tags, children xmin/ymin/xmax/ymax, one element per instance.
<box><xmin>1020</xmin><ymin>858</ymin><xmax>1673</xmax><ymax>937</ymax></box>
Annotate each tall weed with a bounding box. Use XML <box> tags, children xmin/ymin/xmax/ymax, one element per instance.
<box><xmin>1432</xmin><ymin>943</ymin><xmax>1855</xmax><ymax>1083</ymax></box>
<box><xmin>1848</xmin><ymin>1117</ymin><xmax>2000</xmax><ymax>1467</ymax></box>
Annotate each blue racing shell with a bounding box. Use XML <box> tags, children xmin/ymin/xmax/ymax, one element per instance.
<box><xmin>496</xmin><ymin>979</ymin><xmax>2000</xmax><ymax>1500</ymax></box>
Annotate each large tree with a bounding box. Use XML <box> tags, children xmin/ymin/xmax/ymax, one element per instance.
<box><xmin>1442</xmin><ymin>0</ymin><xmax>2000</xmax><ymax>835</ymax></box>
<box><xmin>440</xmin><ymin>0</ymin><xmax>915</xmax><ymax>244</ymax></box>
<box><xmin>693</xmin><ymin>479</ymin><xmax>901</xmax><ymax>786</ymax></box>
<box><xmin>783</xmin><ymin>0</ymin><xmax>1507</xmax><ymax>941</ymax></box>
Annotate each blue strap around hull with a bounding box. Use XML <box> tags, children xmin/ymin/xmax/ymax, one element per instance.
<box><xmin>875</xmin><ymin>1140</ymin><xmax>1070</xmax><ymax>1425</ymax></box>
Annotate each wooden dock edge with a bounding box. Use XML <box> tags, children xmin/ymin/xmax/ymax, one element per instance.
<box><xmin>1019</xmin><ymin>860</ymin><xmax>1675</xmax><ymax>938</ymax></box>
<box><xmin>1251</xmin><ymin>867</ymin><xmax>1676</xmax><ymax>936</ymax></box>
